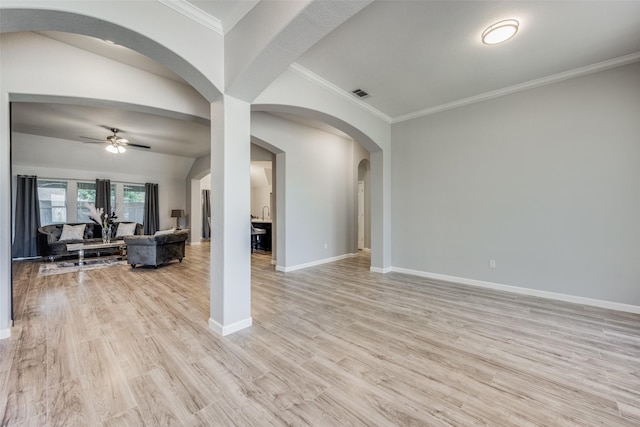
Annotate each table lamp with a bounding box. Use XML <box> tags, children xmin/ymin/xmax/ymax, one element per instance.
<box><xmin>171</xmin><ymin>209</ymin><xmax>185</xmax><ymax>229</ymax></box>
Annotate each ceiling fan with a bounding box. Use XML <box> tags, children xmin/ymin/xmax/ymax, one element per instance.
<box><xmin>80</xmin><ymin>128</ymin><xmax>151</xmax><ymax>153</ymax></box>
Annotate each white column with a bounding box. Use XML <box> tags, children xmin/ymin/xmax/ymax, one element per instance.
<box><xmin>0</xmin><ymin>92</ymin><xmax>11</xmax><ymax>338</ymax></box>
<box><xmin>208</xmin><ymin>95</ymin><xmax>252</xmax><ymax>336</ymax></box>
<box><xmin>370</xmin><ymin>150</ymin><xmax>392</xmax><ymax>273</ymax></box>
<box><xmin>275</xmin><ymin>152</ymin><xmax>286</xmax><ymax>270</ymax></box>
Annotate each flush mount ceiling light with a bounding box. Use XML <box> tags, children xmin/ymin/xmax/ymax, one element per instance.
<box><xmin>482</xmin><ymin>19</ymin><xmax>519</xmax><ymax>45</ymax></box>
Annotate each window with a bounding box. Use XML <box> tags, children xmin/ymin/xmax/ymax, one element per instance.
<box><xmin>38</xmin><ymin>180</ymin><xmax>67</xmax><ymax>225</ymax></box>
<box><xmin>76</xmin><ymin>182</ymin><xmax>96</xmax><ymax>222</ymax></box>
<box><xmin>38</xmin><ymin>179</ymin><xmax>141</xmax><ymax>224</ymax></box>
<box><xmin>110</xmin><ymin>183</ymin><xmax>116</xmax><ymax>215</ymax></box>
<box><xmin>77</xmin><ymin>182</ymin><xmax>118</xmax><ymax>222</ymax></box>
<box><xmin>123</xmin><ymin>184</ymin><xmax>145</xmax><ymax>224</ymax></box>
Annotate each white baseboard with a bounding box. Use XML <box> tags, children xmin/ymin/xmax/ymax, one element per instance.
<box><xmin>271</xmin><ymin>260</ymin><xmax>277</xmax><ymax>266</ymax></box>
<box><xmin>188</xmin><ymin>241</ymin><xmax>202</xmax><ymax>246</ymax></box>
<box><xmin>276</xmin><ymin>253</ymin><xmax>357</xmax><ymax>273</ymax></box>
<box><xmin>208</xmin><ymin>317</ymin><xmax>252</xmax><ymax>336</ymax></box>
<box><xmin>391</xmin><ymin>267</ymin><xmax>640</xmax><ymax>314</ymax></box>
<box><xmin>370</xmin><ymin>266</ymin><xmax>392</xmax><ymax>274</ymax></box>
<box><xmin>0</xmin><ymin>328</ymin><xmax>10</xmax><ymax>339</ymax></box>
<box><xmin>361</xmin><ymin>248</ymin><xmax>371</xmax><ymax>253</ymax></box>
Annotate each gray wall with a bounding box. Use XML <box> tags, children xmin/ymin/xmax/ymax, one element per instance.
<box><xmin>251</xmin><ymin>143</ymin><xmax>276</xmax><ymax>161</ymax></box>
<box><xmin>252</xmin><ymin>112</ymin><xmax>356</xmax><ymax>267</ymax></box>
<box><xmin>391</xmin><ymin>62</ymin><xmax>640</xmax><ymax>305</ymax></box>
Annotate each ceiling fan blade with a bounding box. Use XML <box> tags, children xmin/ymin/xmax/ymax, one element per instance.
<box><xmin>79</xmin><ymin>129</ymin><xmax>150</xmax><ymax>151</ymax></box>
<box><xmin>122</xmin><ymin>142</ymin><xmax>151</xmax><ymax>149</ymax></box>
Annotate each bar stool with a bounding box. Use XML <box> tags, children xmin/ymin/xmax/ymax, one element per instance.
<box><xmin>251</xmin><ymin>223</ymin><xmax>266</xmax><ymax>253</ymax></box>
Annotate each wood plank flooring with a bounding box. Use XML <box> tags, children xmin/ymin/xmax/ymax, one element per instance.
<box><xmin>2</xmin><ymin>244</ymin><xmax>639</xmax><ymax>426</ymax></box>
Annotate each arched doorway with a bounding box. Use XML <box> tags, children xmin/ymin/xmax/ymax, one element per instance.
<box><xmin>0</xmin><ymin>9</ymin><xmax>223</xmax><ymax>337</ymax></box>
<box><xmin>250</xmin><ymin>110</ymin><xmax>379</xmax><ymax>270</ymax></box>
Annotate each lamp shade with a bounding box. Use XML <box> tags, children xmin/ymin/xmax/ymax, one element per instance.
<box><xmin>171</xmin><ymin>209</ymin><xmax>185</xmax><ymax>218</ymax></box>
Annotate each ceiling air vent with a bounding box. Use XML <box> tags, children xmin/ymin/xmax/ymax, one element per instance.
<box><xmin>351</xmin><ymin>88</ymin><xmax>370</xmax><ymax>99</ymax></box>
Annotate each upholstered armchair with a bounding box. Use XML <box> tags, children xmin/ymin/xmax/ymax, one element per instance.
<box><xmin>124</xmin><ymin>230</ymin><xmax>188</xmax><ymax>268</ymax></box>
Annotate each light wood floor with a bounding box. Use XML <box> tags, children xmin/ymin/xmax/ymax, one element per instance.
<box><xmin>2</xmin><ymin>244</ymin><xmax>639</xmax><ymax>426</ymax></box>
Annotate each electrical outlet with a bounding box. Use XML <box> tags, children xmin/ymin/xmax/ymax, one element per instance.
<box><xmin>489</xmin><ymin>259</ymin><xmax>496</xmax><ymax>269</ymax></box>
<box><xmin>324</xmin><ymin>243</ymin><xmax>328</xmax><ymax>249</ymax></box>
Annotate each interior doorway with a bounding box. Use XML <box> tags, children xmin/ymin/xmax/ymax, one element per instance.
<box><xmin>251</xmin><ymin>143</ymin><xmax>276</xmax><ymax>261</ymax></box>
<box><xmin>357</xmin><ymin>159</ymin><xmax>371</xmax><ymax>252</ymax></box>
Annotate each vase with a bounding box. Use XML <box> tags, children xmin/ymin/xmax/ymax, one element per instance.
<box><xmin>102</xmin><ymin>225</ymin><xmax>111</xmax><ymax>244</ymax></box>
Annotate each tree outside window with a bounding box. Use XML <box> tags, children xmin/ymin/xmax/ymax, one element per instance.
<box><xmin>123</xmin><ymin>184</ymin><xmax>145</xmax><ymax>224</ymax></box>
<box><xmin>77</xmin><ymin>182</ymin><xmax>96</xmax><ymax>222</ymax></box>
<box><xmin>37</xmin><ymin>180</ymin><xmax>67</xmax><ymax>225</ymax></box>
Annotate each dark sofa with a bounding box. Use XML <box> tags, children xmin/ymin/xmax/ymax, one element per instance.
<box><xmin>37</xmin><ymin>222</ymin><xmax>143</xmax><ymax>260</ymax></box>
<box><xmin>124</xmin><ymin>230</ymin><xmax>188</xmax><ymax>268</ymax></box>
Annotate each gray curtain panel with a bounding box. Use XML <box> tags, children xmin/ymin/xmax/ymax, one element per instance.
<box><xmin>12</xmin><ymin>175</ymin><xmax>41</xmax><ymax>258</ymax></box>
<box><xmin>95</xmin><ymin>178</ymin><xmax>111</xmax><ymax>216</ymax></box>
<box><xmin>202</xmin><ymin>189</ymin><xmax>211</xmax><ymax>239</ymax></box>
<box><xmin>144</xmin><ymin>183</ymin><xmax>160</xmax><ymax>235</ymax></box>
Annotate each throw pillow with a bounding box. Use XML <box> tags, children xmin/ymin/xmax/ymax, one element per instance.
<box><xmin>115</xmin><ymin>222</ymin><xmax>137</xmax><ymax>237</ymax></box>
<box><xmin>154</xmin><ymin>228</ymin><xmax>175</xmax><ymax>236</ymax></box>
<box><xmin>59</xmin><ymin>224</ymin><xmax>86</xmax><ymax>241</ymax></box>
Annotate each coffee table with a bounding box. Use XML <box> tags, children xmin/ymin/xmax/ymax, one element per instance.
<box><xmin>66</xmin><ymin>240</ymin><xmax>127</xmax><ymax>266</ymax></box>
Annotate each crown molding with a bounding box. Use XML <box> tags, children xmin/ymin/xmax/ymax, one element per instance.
<box><xmin>392</xmin><ymin>52</ymin><xmax>640</xmax><ymax>124</ymax></box>
<box><xmin>157</xmin><ymin>0</ymin><xmax>223</xmax><ymax>35</ymax></box>
<box><xmin>292</xmin><ymin>53</ymin><xmax>640</xmax><ymax>126</ymax></box>
<box><xmin>289</xmin><ymin>63</ymin><xmax>393</xmax><ymax>124</ymax></box>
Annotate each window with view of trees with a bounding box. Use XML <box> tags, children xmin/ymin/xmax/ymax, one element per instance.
<box><xmin>76</xmin><ymin>182</ymin><xmax>96</xmax><ymax>222</ymax></box>
<box><xmin>77</xmin><ymin>183</ymin><xmax>117</xmax><ymax>222</ymax></box>
<box><xmin>123</xmin><ymin>184</ymin><xmax>145</xmax><ymax>224</ymax></box>
<box><xmin>38</xmin><ymin>180</ymin><xmax>67</xmax><ymax>225</ymax></box>
<box><xmin>37</xmin><ymin>179</ymin><xmax>143</xmax><ymax>225</ymax></box>
<box><xmin>111</xmin><ymin>184</ymin><xmax>116</xmax><ymax>216</ymax></box>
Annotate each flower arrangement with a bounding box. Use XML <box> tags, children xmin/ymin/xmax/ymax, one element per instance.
<box><xmin>84</xmin><ymin>203</ymin><xmax>118</xmax><ymax>229</ymax></box>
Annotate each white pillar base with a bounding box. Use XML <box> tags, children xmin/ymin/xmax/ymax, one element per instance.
<box><xmin>208</xmin><ymin>317</ymin><xmax>252</xmax><ymax>336</ymax></box>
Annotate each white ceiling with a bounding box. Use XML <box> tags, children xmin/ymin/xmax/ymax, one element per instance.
<box><xmin>11</xmin><ymin>102</ymin><xmax>211</xmax><ymax>158</ymax></box>
<box><xmin>36</xmin><ymin>31</ymin><xmax>187</xmax><ymax>84</ymax></box>
<box><xmin>297</xmin><ymin>1</ymin><xmax>640</xmax><ymax>119</ymax></box>
<box><xmin>11</xmin><ymin>1</ymin><xmax>640</xmax><ymax>157</ymax></box>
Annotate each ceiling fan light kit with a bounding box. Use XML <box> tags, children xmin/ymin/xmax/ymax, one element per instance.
<box><xmin>106</xmin><ymin>143</ymin><xmax>126</xmax><ymax>154</ymax></box>
<box><xmin>105</xmin><ymin>128</ymin><xmax>127</xmax><ymax>154</ymax></box>
<box><xmin>81</xmin><ymin>127</ymin><xmax>151</xmax><ymax>154</ymax></box>
<box><xmin>482</xmin><ymin>19</ymin><xmax>519</xmax><ymax>45</ymax></box>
